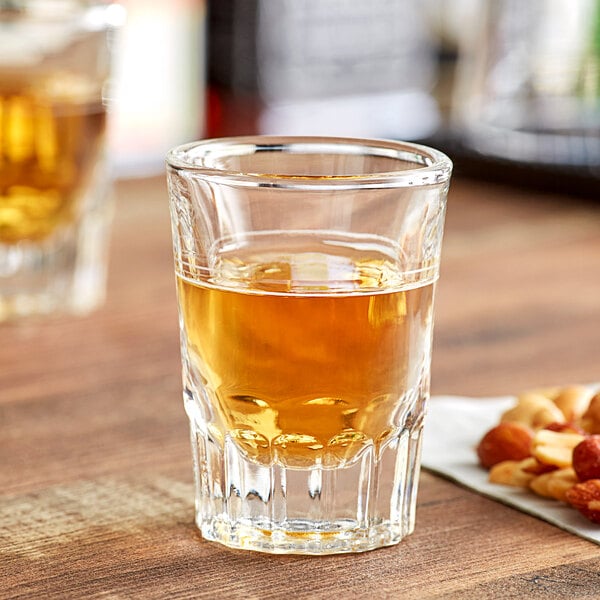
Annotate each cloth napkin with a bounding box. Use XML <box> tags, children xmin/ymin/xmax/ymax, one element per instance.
<box><xmin>422</xmin><ymin>393</ymin><xmax>600</xmax><ymax>545</ymax></box>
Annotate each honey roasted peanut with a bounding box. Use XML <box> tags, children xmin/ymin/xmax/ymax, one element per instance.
<box><xmin>531</xmin><ymin>429</ymin><xmax>585</xmax><ymax>468</ymax></box>
<box><xmin>565</xmin><ymin>480</ymin><xmax>600</xmax><ymax>524</ymax></box>
<box><xmin>572</xmin><ymin>436</ymin><xmax>600</xmax><ymax>482</ymax></box>
<box><xmin>581</xmin><ymin>393</ymin><xmax>600</xmax><ymax>434</ymax></box>
<box><xmin>546</xmin><ymin>468</ymin><xmax>579</xmax><ymax>502</ymax></box>
<box><xmin>477</xmin><ymin>422</ymin><xmax>534</xmax><ymax>469</ymax></box>
<box><xmin>553</xmin><ymin>386</ymin><xmax>594</xmax><ymax>422</ymax></box>
<box><xmin>529</xmin><ymin>468</ymin><xmax>578</xmax><ymax>502</ymax></box>
<box><xmin>501</xmin><ymin>393</ymin><xmax>565</xmax><ymax>429</ymax></box>
<box><xmin>488</xmin><ymin>459</ymin><xmax>535</xmax><ymax>487</ymax></box>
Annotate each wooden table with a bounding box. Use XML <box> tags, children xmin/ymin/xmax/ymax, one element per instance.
<box><xmin>2</xmin><ymin>174</ymin><xmax>600</xmax><ymax>599</ymax></box>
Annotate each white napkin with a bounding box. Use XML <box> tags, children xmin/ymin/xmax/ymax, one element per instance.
<box><xmin>422</xmin><ymin>394</ymin><xmax>600</xmax><ymax>545</ymax></box>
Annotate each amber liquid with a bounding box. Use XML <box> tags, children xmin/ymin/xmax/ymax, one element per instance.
<box><xmin>0</xmin><ymin>73</ymin><xmax>106</xmax><ymax>243</ymax></box>
<box><xmin>177</xmin><ymin>234</ymin><xmax>435</xmax><ymax>467</ymax></box>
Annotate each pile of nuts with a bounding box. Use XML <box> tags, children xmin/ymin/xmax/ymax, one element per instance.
<box><xmin>476</xmin><ymin>385</ymin><xmax>600</xmax><ymax>524</ymax></box>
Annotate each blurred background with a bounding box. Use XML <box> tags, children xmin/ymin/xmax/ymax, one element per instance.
<box><xmin>110</xmin><ymin>0</ymin><xmax>599</xmax><ymax>195</ymax></box>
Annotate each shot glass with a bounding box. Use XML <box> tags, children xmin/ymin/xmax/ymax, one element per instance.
<box><xmin>0</xmin><ymin>1</ymin><xmax>123</xmax><ymax>320</ymax></box>
<box><xmin>166</xmin><ymin>136</ymin><xmax>452</xmax><ymax>554</ymax></box>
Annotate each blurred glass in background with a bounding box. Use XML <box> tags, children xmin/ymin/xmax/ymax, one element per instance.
<box><xmin>452</xmin><ymin>0</ymin><xmax>600</xmax><ymax>177</ymax></box>
<box><xmin>0</xmin><ymin>0</ymin><xmax>124</xmax><ymax>320</ymax></box>
<box><xmin>0</xmin><ymin>0</ymin><xmax>207</xmax><ymax>321</ymax></box>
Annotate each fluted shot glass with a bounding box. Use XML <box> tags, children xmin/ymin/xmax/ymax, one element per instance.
<box><xmin>166</xmin><ymin>137</ymin><xmax>452</xmax><ymax>554</ymax></box>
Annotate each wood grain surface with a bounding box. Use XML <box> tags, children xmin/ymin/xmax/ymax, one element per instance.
<box><xmin>2</xmin><ymin>175</ymin><xmax>600</xmax><ymax>599</ymax></box>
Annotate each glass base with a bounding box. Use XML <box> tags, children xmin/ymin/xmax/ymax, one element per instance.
<box><xmin>199</xmin><ymin>516</ymin><xmax>405</xmax><ymax>555</ymax></box>
<box><xmin>188</xmin><ymin>411</ymin><xmax>424</xmax><ymax>555</ymax></box>
<box><xmin>0</xmin><ymin>191</ymin><xmax>113</xmax><ymax>321</ymax></box>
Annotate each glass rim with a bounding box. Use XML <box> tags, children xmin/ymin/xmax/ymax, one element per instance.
<box><xmin>166</xmin><ymin>136</ymin><xmax>452</xmax><ymax>190</ymax></box>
